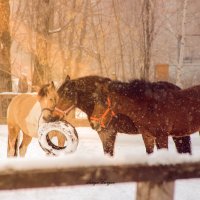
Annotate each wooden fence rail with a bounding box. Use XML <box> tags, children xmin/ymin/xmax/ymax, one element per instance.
<box><xmin>0</xmin><ymin>161</ymin><xmax>200</xmax><ymax>200</ymax></box>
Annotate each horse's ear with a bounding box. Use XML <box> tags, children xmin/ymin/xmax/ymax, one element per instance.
<box><xmin>65</xmin><ymin>75</ymin><xmax>70</xmax><ymax>82</ymax></box>
<box><xmin>38</xmin><ymin>82</ymin><xmax>55</xmax><ymax>97</ymax></box>
<box><xmin>38</xmin><ymin>85</ymin><xmax>48</xmax><ymax>97</ymax></box>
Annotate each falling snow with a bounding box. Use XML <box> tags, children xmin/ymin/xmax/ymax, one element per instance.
<box><xmin>0</xmin><ymin>126</ymin><xmax>200</xmax><ymax>200</ymax></box>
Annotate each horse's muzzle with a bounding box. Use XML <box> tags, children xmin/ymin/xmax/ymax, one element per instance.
<box><xmin>43</xmin><ymin>113</ymin><xmax>61</xmax><ymax>122</ymax></box>
<box><xmin>90</xmin><ymin>120</ymin><xmax>102</xmax><ymax>132</ymax></box>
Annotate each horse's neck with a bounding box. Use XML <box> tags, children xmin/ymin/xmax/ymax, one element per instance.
<box><xmin>37</xmin><ymin>96</ymin><xmax>46</xmax><ymax>109</ymax></box>
<box><xmin>24</xmin><ymin>98</ymin><xmax>44</xmax><ymax>136</ymax></box>
<box><xmin>77</xmin><ymin>93</ymin><xmax>94</xmax><ymax>116</ymax></box>
<box><xmin>27</xmin><ymin>96</ymin><xmax>42</xmax><ymax>116</ymax></box>
<box><xmin>112</xmin><ymin>95</ymin><xmax>142</xmax><ymax>119</ymax></box>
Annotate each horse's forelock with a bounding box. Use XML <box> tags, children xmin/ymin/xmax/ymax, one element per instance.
<box><xmin>38</xmin><ymin>83</ymin><xmax>55</xmax><ymax>97</ymax></box>
<box><xmin>57</xmin><ymin>79</ymin><xmax>76</xmax><ymax>98</ymax></box>
<box><xmin>38</xmin><ymin>84</ymin><xmax>49</xmax><ymax>97</ymax></box>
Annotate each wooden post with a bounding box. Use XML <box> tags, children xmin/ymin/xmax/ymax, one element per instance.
<box><xmin>155</xmin><ymin>64</ymin><xmax>169</xmax><ymax>81</ymax></box>
<box><xmin>152</xmin><ymin>64</ymin><xmax>173</xmax><ymax>199</ymax></box>
<box><xmin>136</xmin><ymin>181</ymin><xmax>174</xmax><ymax>200</ymax></box>
<box><xmin>153</xmin><ymin>64</ymin><xmax>173</xmax><ymax>200</ymax></box>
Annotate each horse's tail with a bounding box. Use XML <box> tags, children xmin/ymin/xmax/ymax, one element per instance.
<box><xmin>14</xmin><ymin>134</ymin><xmax>20</xmax><ymax>156</ymax></box>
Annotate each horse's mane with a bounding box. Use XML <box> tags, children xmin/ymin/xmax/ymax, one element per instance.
<box><xmin>58</xmin><ymin>76</ymin><xmax>180</xmax><ymax>102</ymax></box>
<box><xmin>58</xmin><ymin>75</ymin><xmax>111</xmax><ymax>97</ymax></box>
<box><xmin>38</xmin><ymin>83</ymin><xmax>52</xmax><ymax>97</ymax></box>
<box><xmin>108</xmin><ymin>79</ymin><xmax>151</xmax><ymax>98</ymax></box>
<box><xmin>108</xmin><ymin>79</ymin><xmax>180</xmax><ymax>100</ymax></box>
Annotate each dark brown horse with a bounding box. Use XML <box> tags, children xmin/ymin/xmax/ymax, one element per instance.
<box><xmin>53</xmin><ymin>76</ymin><xmax>191</xmax><ymax>155</ymax></box>
<box><xmin>90</xmin><ymin>79</ymin><xmax>199</xmax><ymax>153</ymax></box>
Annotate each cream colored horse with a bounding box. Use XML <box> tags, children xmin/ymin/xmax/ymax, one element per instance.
<box><xmin>7</xmin><ymin>82</ymin><xmax>65</xmax><ymax>157</ymax></box>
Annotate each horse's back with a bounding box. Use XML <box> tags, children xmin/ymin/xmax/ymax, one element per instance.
<box><xmin>7</xmin><ymin>93</ymin><xmax>37</xmax><ymax>127</ymax></box>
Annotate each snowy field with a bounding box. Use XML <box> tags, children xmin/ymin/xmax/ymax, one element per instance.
<box><xmin>0</xmin><ymin>125</ymin><xmax>200</xmax><ymax>200</ymax></box>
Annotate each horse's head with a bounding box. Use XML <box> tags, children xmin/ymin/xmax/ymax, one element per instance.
<box><xmin>53</xmin><ymin>75</ymin><xmax>112</xmax><ymax>119</ymax></box>
<box><xmin>53</xmin><ymin>75</ymin><xmax>78</xmax><ymax>119</ymax></box>
<box><xmin>38</xmin><ymin>81</ymin><xmax>58</xmax><ymax>121</ymax></box>
<box><xmin>90</xmin><ymin>83</ymin><xmax>116</xmax><ymax>131</ymax></box>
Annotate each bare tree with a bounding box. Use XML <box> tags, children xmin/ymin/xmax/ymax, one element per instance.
<box><xmin>10</xmin><ymin>0</ymin><xmax>199</xmax><ymax>85</ymax></box>
<box><xmin>0</xmin><ymin>0</ymin><xmax>12</xmax><ymax>91</ymax></box>
<box><xmin>73</xmin><ymin>0</ymin><xmax>89</xmax><ymax>77</ymax></box>
<box><xmin>32</xmin><ymin>0</ymin><xmax>51</xmax><ymax>88</ymax></box>
<box><xmin>112</xmin><ymin>0</ymin><xmax>125</xmax><ymax>80</ymax></box>
<box><xmin>65</xmin><ymin>0</ymin><xmax>77</xmax><ymax>78</ymax></box>
<box><xmin>90</xmin><ymin>7</ymin><xmax>103</xmax><ymax>75</ymax></box>
<box><xmin>140</xmin><ymin>0</ymin><xmax>155</xmax><ymax>80</ymax></box>
<box><xmin>176</xmin><ymin>0</ymin><xmax>189</xmax><ymax>87</ymax></box>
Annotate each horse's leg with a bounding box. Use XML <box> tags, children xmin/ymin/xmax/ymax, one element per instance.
<box><xmin>19</xmin><ymin>133</ymin><xmax>32</xmax><ymax>157</ymax></box>
<box><xmin>57</xmin><ymin>133</ymin><xmax>66</xmax><ymax>147</ymax></box>
<box><xmin>156</xmin><ymin>134</ymin><xmax>168</xmax><ymax>150</ymax></box>
<box><xmin>98</xmin><ymin>129</ymin><xmax>117</xmax><ymax>156</ymax></box>
<box><xmin>141</xmin><ymin>133</ymin><xmax>155</xmax><ymax>154</ymax></box>
<box><xmin>172</xmin><ymin>136</ymin><xmax>191</xmax><ymax>154</ymax></box>
<box><xmin>7</xmin><ymin>125</ymin><xmax>20</xmax><ymax>157</ymax></box>
<box><xmin>48</xmin><ymin>131</ymin><xmax>66</xmax><ymax>147</ymax></box>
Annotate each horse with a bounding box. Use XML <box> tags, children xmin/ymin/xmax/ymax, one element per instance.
<box><xmin>7</xmin><ymin>81</ymin><xmax>65</xmax><ymax>157</ymax></box>
<box><xmin>53</xmin><ymin>75</ymin><xmax>191</xmax><ymax>156</ymax></box>
<box><xmin>90</xmin><ymin>79</ymin><xmax>199</xmax><ymax>154</ymax></box>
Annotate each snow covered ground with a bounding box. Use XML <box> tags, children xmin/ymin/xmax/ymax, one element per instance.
<box><xmin>0</xmin><ymin>125</ymin><xmax>200</xmax><ymax>200</ymax></box>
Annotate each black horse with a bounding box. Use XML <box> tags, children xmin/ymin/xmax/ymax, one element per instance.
<box><xmin>54</xmin><ymin>75</ymin><xmax>191</xmax><ymax>156</ymax></box>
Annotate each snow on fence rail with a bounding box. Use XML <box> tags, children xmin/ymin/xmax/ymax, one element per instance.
<box><xmin>0</xmin><ymin>157</ymin><xmax>200</xmax><ymax>200</ymax></box>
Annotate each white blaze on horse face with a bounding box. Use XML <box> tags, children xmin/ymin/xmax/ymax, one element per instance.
<box><xmin>25</xmin><ymin>101</ymin><xmax>45</xmax><ymax>137</ymax></box>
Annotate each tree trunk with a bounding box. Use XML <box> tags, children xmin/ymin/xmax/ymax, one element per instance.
<box><xmin>112</xmin><ymin>0</ymin><xmax>125</xmax><ymax>81</ymax></box>
<box><xmin>64</xmin><ymin>0</ymin><xmax>77</xmax><ymax>78</ymax></box>
<box><xmin>73</xmin><ymin>0</ymin><xmax>89</xmax><ymax>77</ymax></box>
<box><xmin>32</xmin><ymin>0</ymin><xmax>50</xmax><ymax>89</ymax></box>
<box><xmin>96</xmin><ymin>2</ymin><xmax>109</xmax><ymax>77</ymax></box>
<box><xmin>176</xmin><ymin>0</ymin><xmax>188</xmax><ymax>87</ymax></box>
<box><xmin>89</xmin><ymin>0</ymin><xmax>104</xmax><ymax>75</ymax></box>
<box><xmin>58</xmin><ymin>7</ymin><xmax>67</xmax><ymax>81</ymax></box>
<box><xmin>140</xmin><ymin>0</ymin><xmax>155</xmax><ymax>80</ymax></box>
<box><xmin>0</xmin><ymin>0</ymin><xmax>12</xmax><ymax>92</ymax></box>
